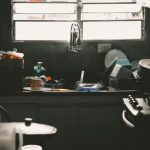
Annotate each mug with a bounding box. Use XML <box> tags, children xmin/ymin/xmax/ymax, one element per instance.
<box><xmin>21</xmin><ymin>145</ymin><xmax>42</xmax><ymax>150</ymax></box>
<box><xmin>30</xmin><ymin>77</ymin><xmax>43</xmax><ymax>91</ymax></box>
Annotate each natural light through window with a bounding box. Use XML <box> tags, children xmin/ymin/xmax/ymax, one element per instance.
<box><xmin>14</xmin><ymin>3</ymin><xmax>76</xmax><ymax>14</ymax></box>
<box><xmin>82</xmin><ymin>4</ymin><xmax>141</xmax><ymax>13</ymax></box>
<box><xmin>83</xmin><ymin>21</ymin><xmax>142</xmax><ymax>40</ymax></box>
<box><xmin>82</xmin><ymin>0</ymin><xmax>136</xmax><ymax>2</ymax></box>
<box><xmin>12</xmin><ymin>0</ymin><xmax>144</xmax><ymax>41</ymax></box>
<box><xmin>15</xmin><ymin>22</ymin><xmax>74</xmax><ymax>41</ymax></box>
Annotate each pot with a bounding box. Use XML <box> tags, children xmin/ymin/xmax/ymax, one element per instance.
<box><xmin>137</xmin><ymin>59</ymin><xmax>150</xmax><ymax>80</ymax></box>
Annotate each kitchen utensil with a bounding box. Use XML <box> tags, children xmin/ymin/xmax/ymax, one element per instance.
<box><xmin>79</xmin><ymin>70</ymin><xmax>85</xmax><ymax>84</ymax></box>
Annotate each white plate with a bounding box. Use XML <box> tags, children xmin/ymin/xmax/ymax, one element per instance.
<box><xmin>104</xmin><ymin>49</ymin><xmax>128</xmax><ymax>68</ymax></box>
<box><xmin>23</xmin><ymin>87</ymin><xmax>52</xmax><ymax>92</ymax></box>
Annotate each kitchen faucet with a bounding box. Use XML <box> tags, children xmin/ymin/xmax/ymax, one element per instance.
<box><xmin>68</xmin><ymin>22</ymin><xmax>82</xmax><ymax>53</ymax></box>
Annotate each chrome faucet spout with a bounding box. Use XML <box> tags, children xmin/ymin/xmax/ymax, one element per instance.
<box><xmin>68</xmin><ymin>22</ymin><xmax>82</xmax><ymax>53</ymax></box>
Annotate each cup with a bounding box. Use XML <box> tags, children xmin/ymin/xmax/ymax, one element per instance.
<box><xmin>30</xmin><ymin>77</ymin><xmax>43</xmax><ymax>91</ymax></box>
<box><xmin>21</xmin><ymin>145</ymin><xmax>42</xmax><ymax>150</ymax></box>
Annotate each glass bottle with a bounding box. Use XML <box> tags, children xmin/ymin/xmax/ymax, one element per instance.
<box><xmin>33</xmin><ymin>62</ymin><xmax>46</xmax><ymax>77</ymax></box>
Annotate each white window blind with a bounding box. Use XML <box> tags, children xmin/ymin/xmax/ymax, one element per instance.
<box><xmin>12</xmin><ymin>0</ymin><xmax>77</xmax><ymax>41</ymax></box>
<box><xmin>83</xmin><ymin>21</ymin><xmax>142</xmax><ymax>40</ymax></box>
<box><xmin>15</xmin><ymin>22</ymin><xmax>74</xmax><ymax>41</ymax></box>
<box><xmin>82</xmin><ymin>0</ymin><xmax>136</xmax><ymax>3</ymax></box>
<box><xmin>12</xmin><ymin>0</ymin><xmax>145</xmax><ymax>41</ymax></box>
<box><xmin>81</xmin><ymin>0</ymin><xmax>144</xmax><ymax>40</ymax></box>
<box><xmin>13</xmin><ymin>0</ymin><xmax>76</xmax><ymax>2</ymax></box>
<box><xmin>13</xmin><ymin>3</ymin><xmax>76</xmax><ymax>14</ymax></box>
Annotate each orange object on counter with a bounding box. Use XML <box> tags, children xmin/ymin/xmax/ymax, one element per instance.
<box><xmin>47</xmin><ymin>76</ymin><xmax>52</xmax><ymax>81</ymax></box>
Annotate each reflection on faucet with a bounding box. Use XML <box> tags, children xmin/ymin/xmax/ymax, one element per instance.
<box><xmin>68</xmin><ymin>22</ymin><xmax>82</xmax><ymax>53</ymax></box>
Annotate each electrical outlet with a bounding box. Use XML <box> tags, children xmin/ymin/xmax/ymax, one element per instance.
<box><xmin>98</xmin><ymin>43</ymin><xmax>111</xmax><ymax>53</ymax></box>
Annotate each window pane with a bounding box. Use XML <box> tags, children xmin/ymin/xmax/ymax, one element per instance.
<box><xmin>15</xmin><ymin>22</ymin><xmax>74</xmax><ymax>41</ymax></box>
<box><xmin>82</xmin><ymin>0</ymin><xmax>136</xmax><ymax>3</ymax></box>
<box><xmin>46</xmin><ymin>0</ymin><xmax>76</xmax><ymax>2</ymax></box>
<box><xmin>82</xmin><ymin>4</ymin><xmax>140</xmax><ymax>12</ymax></box>
<box><xmin>13</xmin><ymin>3</ymin><xmax>76</xmax><ymax>13</ymax></box>
<box><xmin>81</xmin><ymin>11</ymin><xmax>143</xmax><ymax>20</ymax></box>
<box><xmin>13</xmin><ymin>0</ymin><xmax>45</xmax><ymax>2</ymax></box>
<box><xmin>83</xmin><ymin>21</ymin><xmax>141</xmax><ymax>40</ymax></box>
<box><xmin>13</xmin><ymin>14</ymin><xmax>76</xmax><ymax>20</ymax></box>
<box><xmin>13</xmin><ymin>0</ymin><xmax>76</xmax><ymax>2</ymax></box>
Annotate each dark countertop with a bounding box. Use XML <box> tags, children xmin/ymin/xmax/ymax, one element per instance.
<box><xmin>0</xmin><ymin>89</ymin><xmax>142</xmax><ymax>96</ymax></box>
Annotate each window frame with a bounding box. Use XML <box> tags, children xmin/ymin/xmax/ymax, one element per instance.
<box><xmin>11</xmin><ymin>0</ymin><xmax>146</xmax><ymax>42</ymax></box>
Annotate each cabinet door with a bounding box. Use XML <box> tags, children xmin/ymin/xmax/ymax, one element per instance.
<box><xmin>79</xmin><ymin>102</ymin><xmax>123</xmax><ymax>150</ymax></box>
<box><xmin>38</xmin><ymin>104</ymin><xmax>79</xmax><ymax>150</ymax></box>
<box><xmin>0</xmin><ymin>96</ymin><xmax>37</xmax><ymax>122</ymax></box>
<box><xmin>2</xmin><ymin>103</ymin><xmax>37</xmax><ymax>122</ymax></box>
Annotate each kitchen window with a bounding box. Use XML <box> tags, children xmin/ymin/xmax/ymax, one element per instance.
<box><xmin>12</xmin><ymin>0</ymin><xmax>145</xmax><ymax>41</ymax></box>
<box><xmin>12</xmin><ymin>0</ymin><xmax>77</xmax><ymax>41</ymax></box>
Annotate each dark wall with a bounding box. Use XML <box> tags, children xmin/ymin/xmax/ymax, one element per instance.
<box><xmin>146</xmin><ymin>9</ymin><xmax>150</xmax><ymax>56</ymax></box>
<box><xmin>0</xmin><ymin>0</ymin><xmax>150</xmax><ymax>82</ymax></box>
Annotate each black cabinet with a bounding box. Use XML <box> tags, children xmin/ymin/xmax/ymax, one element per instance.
<box><xmin>0</xmin><ymin>96</ymin><xmax>37</xmax><ymax>122</ymax></box>
<box><xmin>38</xmin><ymin>104</ymin><xmax>79</xmax><ymax>150</ymax></box>
<box><xmin>4</xmin><ymin>104</ymin><xmax>37</xmax><ymax>122</ymax></box>
<box><xmin>0</xmin><ymin>94</ymin><xmax>125</xmax><ymax>150</ymax></box>
<box><xmin>79</xmin><ymin>103</ymin><xmax>123</xmax><ymax>150</ymax></box>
